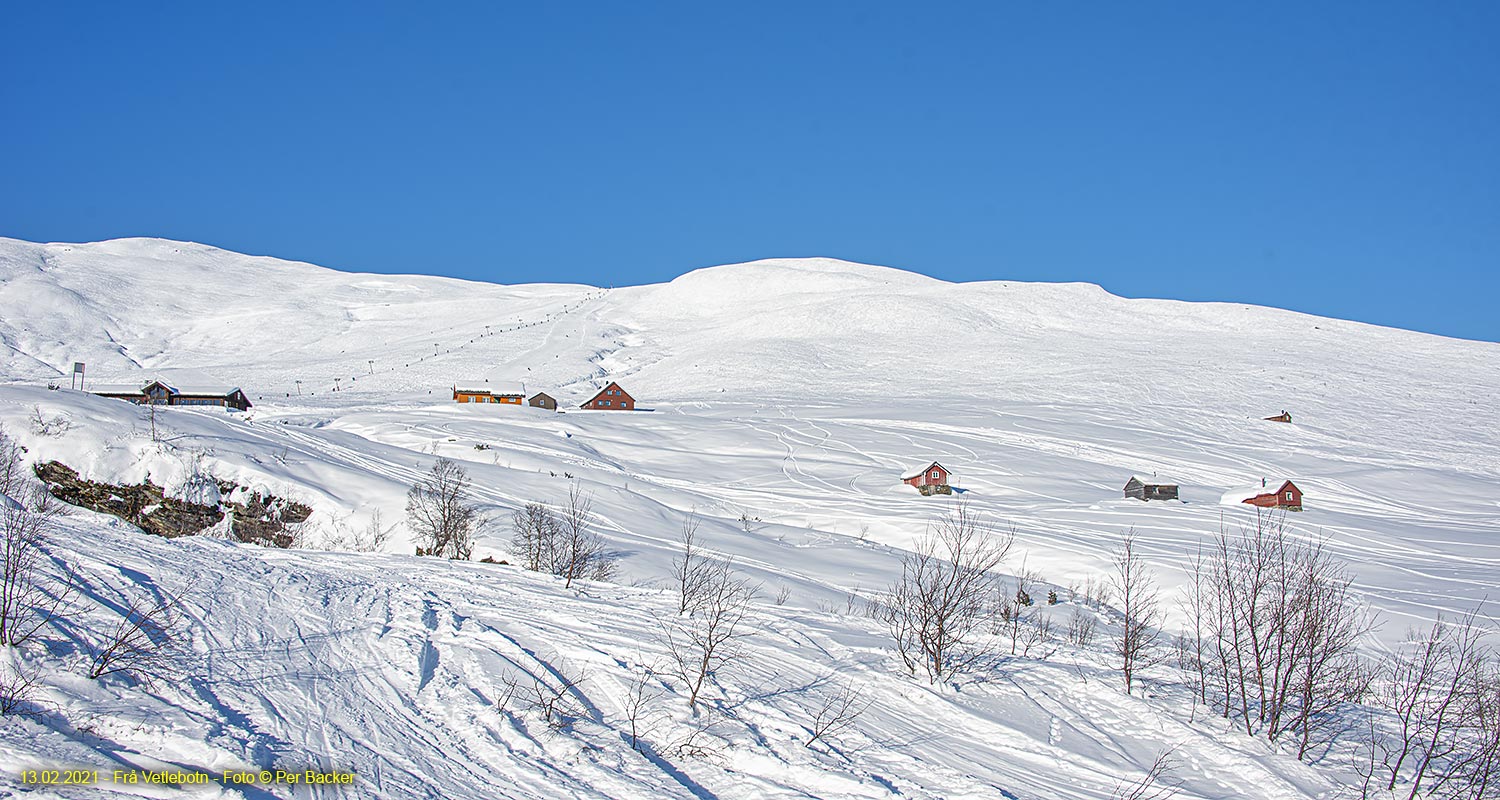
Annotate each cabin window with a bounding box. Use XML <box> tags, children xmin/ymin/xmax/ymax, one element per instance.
<box><xmin>602</xmin><ymin>400</ymin><xmax>611</xmax><ymax>406</ymax></box>
<box><xmin>1285</xmin><ymin>491</ymin><xmax>1293</xmax><ymax>500</ymax></box>
<box><xmin>930</xmin><ymin>470</ymin><xmax>940</xmax><ymax>479</ymax></box>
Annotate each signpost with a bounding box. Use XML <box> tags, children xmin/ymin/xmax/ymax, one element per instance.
<box><xmin>72</xmin><ymin>362</ymin><xmax>85</xmax><ymax>390</ymax></box>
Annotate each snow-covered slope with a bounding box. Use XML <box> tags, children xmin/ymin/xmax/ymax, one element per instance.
<box><xmin>1</xmin><ymin>237</ymin><xmax>1497</xmax><ymax>798</ymax></box>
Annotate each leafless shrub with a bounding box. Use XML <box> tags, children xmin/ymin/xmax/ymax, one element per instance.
<box><xmin>994</xmin><ymin>593</ymin><xmax>1022</xmax><ymax>653</ymax></box>
<box><xmin>1067</xmin><ymin>608</ymin><xmax>1098</xmax><ymax>648</ymax></box>
<box><xmin>512</xmin><ymin>502</ymin><xmax>562</xmax><ymax>572</ymax></box>
<box><xmin>738</xmin><ymin>511</ymin><xmax>762</xmax><ymax>534</ymax></box>
<box><xmin>663</xmin><ymin>560</ymin><xmax>756</xmax><ymax>710</ymax></box>
<box><xmin>528</xmin><ymin>667</ymin><xmax>589</xmax><ymax>730</ymax></box>
<box><xmin>623</xmin><ymin>663</ymin><xmax>668</xmax><ymax>752</ymax></box>
<box><xmin>0</xmin><ymin>655</ymin><xmax>43</xmax><ymax>715</ymax></box>
<box><xmin>554</xmin><ymin>484</ymin><xmax>615</xmax><ymax>587</ymax></box>
<box><xmin>86</xmin><ymin>588</ymin><xmax>187</xmax><ymax>686</ymax></box>
<box><xmin>29</xmin><ymin>406</ymin><xmax>70</xmax><ymax>438</ymax></box>
<box><xmin>665</xmin><ymin>705</ymin><xmax>731</xmax><ymax>760</ymax></box>
<box><xmin>357</xmin><ymin>508</ymin><xmax>393</xmax><ymax>553</ymax></box>
<box><xmin>672</xmin><ymin>512</ymin><xmax>721</xmax><ymax>614</ymax></box>
<box><xmin>0</xmin><ymin>428</ymin><xmax>24</xmax><ymax>496</ymax></box>
<box><xmin>773</xmin><ymin>585</ymin><xmax>791</xmax><ymax>606</ymax></box>
<box><xmin>319</xmin><ymin>508</ymin><xmax>395</xmax><ymax>553</ymax></box>
<box><xmin>1081</xmin><ymin>575</ymin><xmax>1114</xmax><ymax>610</ymax></box>
<box><xmin>405</xmin><ymin>458</ymin><xmax>482</xmax><ymax>560</ymax></box>
<box><xmin>1181</xmin><ymin>512</ymin><xmax>1372</xmax><ymax>755</ymax></box>
<box><xmin>883</xmin><ymin>502</ymin><xmax>1012</xmax><ymax>683</ymax></box>
<box><xmin>1111</xmin><ymin>746</ymin><xmax>1181</xmax><ymax>800</ymax></box>
<box><xmin>1112</xmin><ymin>530</ymin><xmax>1163</xmax><ymax>695</ymax></box>
<box><xmin>1019</xmin><ymin>614</ymin><xmax>1057</xmax><ymax>659</ymax></box>
<box><xmin>172</xmin><ymin>449</ymin><xmax>220</xmax><ymax>507</ymax></box>
<box><xmin>804</xmin><ymin>680</ymin><xmax>870</xmax><ymax>751</ymax></box>
<box><xmin>1</xmin><ymin>484</ymin><xmax>71</xmax><ymax>647</ymax></box>
<box><xmin>1359</xmin><ymin>611</ymin><xmax>1497</xmax><ymax>799</ymax></box>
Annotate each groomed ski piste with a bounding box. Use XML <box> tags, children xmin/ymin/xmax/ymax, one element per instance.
<box><xmin>1</xmin><ymin>237</ymin><xmax>1497</xmax><ymax>799</ymax></box>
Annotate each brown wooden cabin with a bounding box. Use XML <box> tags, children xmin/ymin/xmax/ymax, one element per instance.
<box><xmin>528</xmin><ymin>392</ymin><xmax>558</xmax><ymax>410</ymax></box>
<box><xmin>1124</xmin><ymin>476</ymin><xmax>1179</xmax><ymax>502</ymax></box>
<box><xmin>1264</xmin><ymin>410</ymin><xmax>1293</xmax><ymax>423</ymax></box>
<box><xmin>580</xmin><ymin>382</ymin><xmax>635</xmax><ymax>410</ymax></box>
<box><xmin>902</xmin><ymin>461</ymin><xmax>952</xmax><ymax>495</ymax></box>
<box><xmin>93</xmin><ymin>380</ymin><xmax>251</xmax><ymax>411</ymax></box>
<box><xmin>453</xmin><ymin>387</ymin><xmax>523</xmax><ymax>405</ymax></box>
<box><xmin>1229</xmin><ymin>479</ymin><xmax>1304</xmax><ymax>511</ymax></box>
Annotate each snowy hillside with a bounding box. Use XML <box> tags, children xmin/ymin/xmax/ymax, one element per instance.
<box><xmin>1</xmin><ymin>237</ymin><xmax>1498</xmax><ymax>799</ymax></box>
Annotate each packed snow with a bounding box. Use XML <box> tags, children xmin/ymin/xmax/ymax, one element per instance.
<box><xmin>1</xmin><ymin>236</ymin><xmax>1497</xmax><ymax>799</ymax></box>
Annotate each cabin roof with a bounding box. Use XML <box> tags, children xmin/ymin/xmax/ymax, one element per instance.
<box><xmin>455</xmin><ymin>380</ymin><xmax>526</xmax><ymax>396</ymax></box>
<box><xmin>1126</xmin><ymin>475</ymin><xmax>1179</xmax><ymax>487</ymax></box>
<box><xmin>91</xmin><ymin>380</ymin><xmax>241</xmax><ymax>396</ymax></box>
<box><xmin>1220</xmin><ymin>479</ymin><xmax>1298</xmax><ymax>504</ymax></box>
<box><xmin>582</xmin><ymin>382</ymin><xmax>631</xmax><ymax>404</ymax></box>
<box><xmin>901</xmin><ymin>461</ymin><xmax>949</xmax><ymax>480</ymax></box>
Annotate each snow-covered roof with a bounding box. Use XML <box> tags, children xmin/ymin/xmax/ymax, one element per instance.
<box><xmin>1220</xmin><ymin>479</ymin><xmax>1296</xmax><ymax>504</ymax></box>
<box><xmin>1126</xmin><ymin>475</ymin><xmax>1179</xmax><ymax>487</ymax></box>
<box><xmin>454</xmin><ymin>380</ymin><xmax>527</xmax><ymax>396</ymax></box>
<box><xmin>89</xmin><ymin>383</ymin><xmax>150</xmax><ymax>395</ymax></box>
<box><xmin>900</xmin><ymin>461</ymin><xmax>948</xmax><ymax>480</ymax></box>
<box><xmin>167</xmin><ymin>384</ymin><xmax>244</xmax><ymax>396</ymax></box>
<box><xmin>89</xmin><ymin>380</ymin><xmax>241</xmax><ymax>396</ymax></box>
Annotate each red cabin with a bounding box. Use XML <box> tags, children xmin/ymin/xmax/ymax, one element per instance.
<box><xmin>580</xmin><ymin>382</ymin><xmax>635</xmax><ymax>411</ymax></box>
<box><xmin>901</xmin><ymin>461</ymin><xmax>950</xmax><ymax>488</ymax></box>
<box><xmin>1223</xmin><ymin>479</ymin><xmax>1303</xmax><ymax>511</ymax></box>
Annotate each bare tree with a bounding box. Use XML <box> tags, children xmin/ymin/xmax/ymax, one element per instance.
<box><xmin>884</xmin><ymin>502</ymin><xmax>1012</xmax><ymax>683</ymax></box>
<box><xmin>804</xmin><ymin>680</ymin><xmax>870</xmax><ymax>751</ymax></box>
<box><xmin>405</xmin><ymin>458</ymin><xmax>481</xmax><ymax>560</ymax></box>
<box><xmin>663</xmin><ymin>560</ymin><xmax>756</xmax><ymax>710</ymax></box>
<box><xmin>1180</xmin><ymin>512</ymin><xmax>1372</xmax><ymax>755</ymax></box>
<box><xmin>1111</xmin><ymin>746</ymin><xmax>1181</xmax><ymax>800</ymax></box>
<box><xmin>86</xmin><ymin>588</ymin><xmax>187</xmax><ymax>686</ymax></box>
<box><xmin>355</xmin><ymin>507</ymin><xmax>393</xmax><ymax>553</ymax></box>
<box><xmin>623</xmin><ymin>662</ymin><xmax>668</xmax><ymax>752</ymax></box>
<box><xmin>555</xmin><ymin>484</ymin><xmax>615</xmax><ymax>588</ymax></box>
<box><xmin>524</xmin><ymin>665</ymin><xmax>589</xmax><ymax>730</ymax></box>
<box><xmin>511</xmin><ymin>502</ymin><xmax>561</xmax><ymax>572</ymax></box>
<box><xmin>1112</xmin><ymin>530</ymin><xmax>1163</xmax><ymax>695</ymax></box>
<box><xmin>1366</xmin><ymin>611</ymin><xmax>1493</xmax><ymax>799</ymax></box>
<box><xmin>0</xmin><ymin>652</ymin><xmax>42</xmax><ymax>715</ymax></box>
<box><xmin>1</xmin><ymin>486</ymin><xmax>69</xmax><ymax>648</ymax></box>
<box><xmin>673</xmin><ymin>512</ymin><xmax>725</xmax><ymax>614</ymax></box>
<box><xmin>1067</xmin><ymin>608</ymin><xmax>1099</xmax><ymax>648</ymax></box>
<box><xmin>0</xmin><ymin>428</ymin><xmax>23</xmax><ymax>497</ymax></box>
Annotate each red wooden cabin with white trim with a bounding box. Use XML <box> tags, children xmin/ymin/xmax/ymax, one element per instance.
<box><xmin>901</xmin><ymin>461</ymin><xmax>951</xmax><ymax>488</ymax></box>
<box><xmin>580</xmin><ymin>382</ymin><xmax>635</xmax><ymax>410</ymax></box>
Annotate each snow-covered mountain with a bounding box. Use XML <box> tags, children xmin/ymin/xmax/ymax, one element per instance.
<box><xmin>1</xmin><ymin>236</ymin><xmax>1497</xmax><ymax>799</ymax></box>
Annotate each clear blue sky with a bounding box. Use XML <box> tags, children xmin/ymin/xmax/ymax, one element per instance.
<box><xmin>4</xmin><ymin>3</ymin><xmax>1497</xmax><ymax>341</ymax></box>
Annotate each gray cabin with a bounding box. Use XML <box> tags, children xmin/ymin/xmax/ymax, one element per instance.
<box><xmin>1124</xmin><ymin>476</ymin><xmax>1179</xmax><ymax>502</ymax></box>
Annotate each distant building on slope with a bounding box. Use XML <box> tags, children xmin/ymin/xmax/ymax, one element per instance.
<box><xmin>92</xmin><ymin>379</ymin><xmax>252</xmax><ymax>411</ymax></box>
<box><xmin>1123</xmin><ymin>476</ymin><xmax>1179</xmax><ymax>502</ymax></box>
<box><xmin>528</xmin><ymin>392</ymin><xmax>558</xmax><ymax>410</ymax></box>
<box><xmin>1263</xmin><ymin>410</ymin><xmax>1293</xmax><ymax>423</ymax></box>
<box><xmin>902</xmin><ymin>461</ymin><xmax>952</xmax><ymax>495</ymax></box>
<box><xmin>580</xmin><ymin>382</ymin><xmax>635</xmax><ymax>410</ymax></box>
<box><xmin>453</xmin><ymin>381</ymin><xmax>525</xmax><ymax>405</ymax></box>
<box><xmin>1222</xmin><ymin>479</ymin><xmax>1303</xmax><ymax>512</ymax></box>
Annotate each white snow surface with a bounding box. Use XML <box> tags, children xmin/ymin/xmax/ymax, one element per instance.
<box><xmin>1</xmin><ymin>236</ymin><xmax>1498</xmax><ymax>799</ymax></box>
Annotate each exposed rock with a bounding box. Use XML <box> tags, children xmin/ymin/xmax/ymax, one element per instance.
<box><xmin>34</xmin><ymin>461</ymin><xmax>313</xmax><ymax>547</ymax></box>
